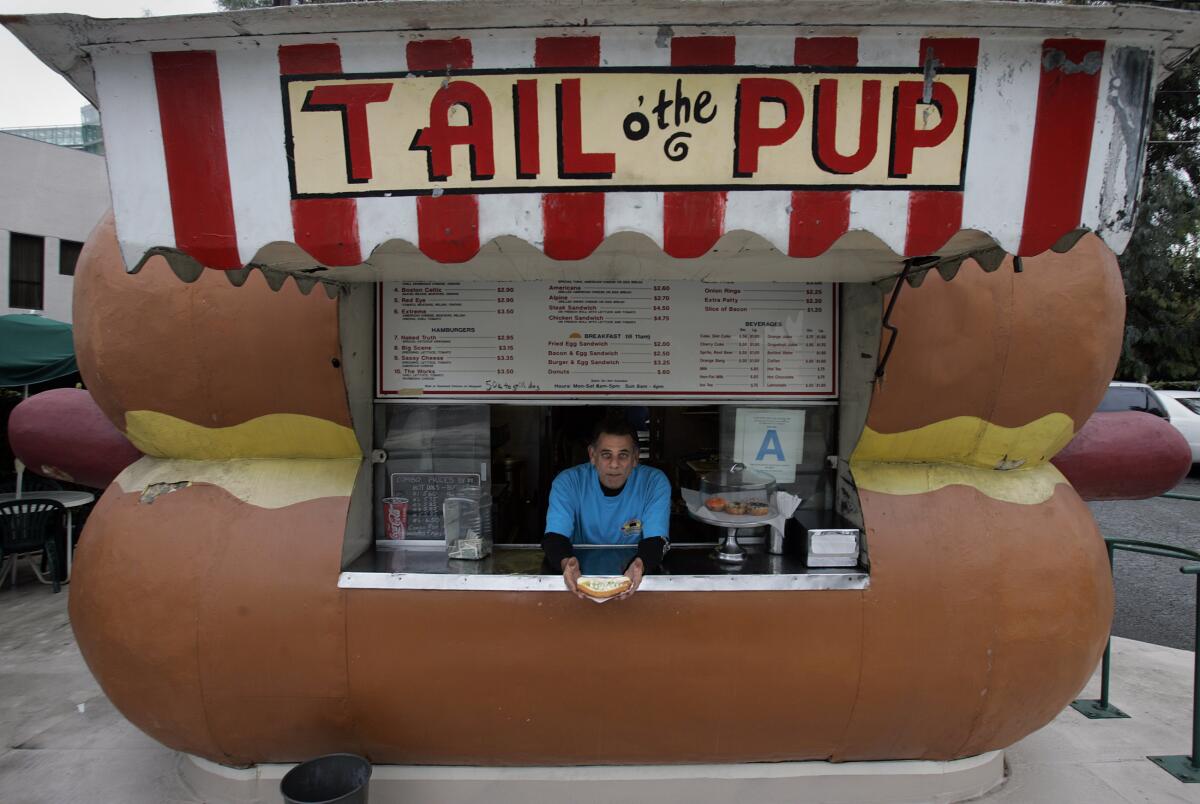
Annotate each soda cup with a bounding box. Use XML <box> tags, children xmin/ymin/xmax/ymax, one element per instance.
<box><xmin>383</xmin><ymin>497</ymin><xmax>409</xmax><ymax>540</ymax></box>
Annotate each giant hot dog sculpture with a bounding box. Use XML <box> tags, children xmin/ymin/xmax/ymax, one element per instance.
<box><xmin>68</xmin><ymin>211</ymin><xmax>1119</xmax><ymax>765</ymax></box>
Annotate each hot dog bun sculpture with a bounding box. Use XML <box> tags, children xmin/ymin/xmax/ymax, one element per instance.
<box><xmin>67</xmin><ymin>212</ymin><xmax>1119</xmax><ymax>765</ymax></box>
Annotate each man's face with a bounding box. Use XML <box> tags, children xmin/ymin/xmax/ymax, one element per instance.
<box><xmin>589</xmin><ymin>433</ymin><xmax>638</xmax><ymax>490</ymax></box>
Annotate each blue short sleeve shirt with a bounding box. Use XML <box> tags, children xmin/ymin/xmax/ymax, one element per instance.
<box><xmin>544</xmin><ymin>463</ymin><xmax>671</xmax><ymax>546</ymax></box>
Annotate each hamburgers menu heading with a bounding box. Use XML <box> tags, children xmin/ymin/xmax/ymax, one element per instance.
<box><xmin>285</xmin><ymin>68</ymin><xmax>973</xmax><ymax>197</ymax></box>
<box><xmin>376</xmin><ymin>281</ymin><xmax>837</xmax><ymax>399</ymax></box>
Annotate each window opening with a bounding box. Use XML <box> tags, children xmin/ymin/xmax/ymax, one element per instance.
<box><xmin>59</xmin><ymin>239</ymin><xmax>83</xmax><ymax>276</ymax></box>
<box><xmin>8</xmin><ymin>232</ymin><xmax>44</xmax><ymax>310</ymax></box>
<box><xmin>372</xmin><ymin>402</ymin><xmax>836</xmax><ymax>547</ymax></box>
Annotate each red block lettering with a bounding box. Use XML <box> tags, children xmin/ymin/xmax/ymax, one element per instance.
<box><xmin>301</xmin><ymin>83</ymin><xmax>393</xmax><ymax>183</ymax></box>
<box><xmin>734</xmin><ymin>78</ymin><xmax>805</xmax><ymax>178</ymax></box>
<box><xmin>811</xmin><ymin>79</ymin><xmax>880</xmax><ymax>176</ymax></box>
<box><xmin>556</xmin><ymin>78</ymin><xmax>615</xmax><ymax>179</ymax></box>
<box><xmin>889</xmin><ymin>81</ymin><xmax>959</xmax><ymax>179</ymax></box>
<box><xmin>513</xmin><ymin>79</ymin><xmax>540</xmax><ymax>179</ymax></box>
<box><xmin>410</xmin><ymin>81</ymin><xmax>496</xmax><ymax>181</ymax></box>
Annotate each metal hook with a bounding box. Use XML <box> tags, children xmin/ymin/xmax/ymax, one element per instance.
<box><xmin>922</xmin><ymin>47</ymin><xmax>941</xmax><ymax>104</ymax></box>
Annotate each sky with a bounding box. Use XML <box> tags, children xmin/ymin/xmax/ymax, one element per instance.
<box><xmin>0</xmin><ymin>0</ymin><xmax>220</xmax><ymax>129</ymax></box>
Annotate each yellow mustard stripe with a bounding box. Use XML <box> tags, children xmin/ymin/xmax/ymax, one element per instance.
<box><xmin>851</xmin><ymin>461</ymin><xmax>1068</xmax><ymax>505</ymax></box>
<box><xmin>851</xmin><ymin>412</ymin><xmax>1077</xmax><ymax>470</ymax></box>
<box><xmin>115</xmin><ymin>455</ymin><xmax>361</xmax><ymax>509</ymax></box>
<box><xmin>124</xmin><ymin>410</ymin><xmax>361</xmax><ymax>460</ymax></box>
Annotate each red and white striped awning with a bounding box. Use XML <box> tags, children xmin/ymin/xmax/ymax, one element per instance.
<box><xmin>7</xmin><ymin>1</ymin><xmax>1200</xmax><ymax>286</ymax></box>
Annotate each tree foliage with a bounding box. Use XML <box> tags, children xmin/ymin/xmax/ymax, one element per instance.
<box><xmin>1118</xmin><ymin>36</ymin><xmax>1200</xmax><ymax>384</ymax></box>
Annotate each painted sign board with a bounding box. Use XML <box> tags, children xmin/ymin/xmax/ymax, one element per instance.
<box><xmin>8</xmin><ymin>6</ymin><xmax>1183</xmax><ymax>273</ymax></box>
<box><xmin>376</xmin><ymin>280</ymin><xmax>837</xmax><ymax>399</ymax></box>
<box><xmin>285</xmin><ymin>68</ymin><xmax>974</xmax><ymax>198</ymax></box>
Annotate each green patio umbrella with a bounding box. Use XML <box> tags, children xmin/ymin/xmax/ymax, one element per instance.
<box><xmin>0</xmin><ymin>314</ymin><xmax>77</xmax><ymax>389</ymax></box>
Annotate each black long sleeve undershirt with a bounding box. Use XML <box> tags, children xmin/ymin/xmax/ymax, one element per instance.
<box><xmin>633</xmin><ymin>536</ymin><xmax>667</xmax><ymax>573</ymax></box>
<box><xmin>541</xmin><ymin>532</ymin><xmax>575</xmax><ymax>572</ymax></box>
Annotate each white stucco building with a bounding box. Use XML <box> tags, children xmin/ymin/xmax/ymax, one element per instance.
<box><xmin>0</xmin><ymin>131</ymin><xmax>110</xmax><ymax>323</ymax></box>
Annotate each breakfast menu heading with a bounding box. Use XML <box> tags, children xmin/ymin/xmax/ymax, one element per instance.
<box><xmin>376</xmin><ymin>281</ymin><xmax>836</xmax><ymax>399</ymax></box>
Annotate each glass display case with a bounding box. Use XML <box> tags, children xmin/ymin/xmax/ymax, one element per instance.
<box><xmin>692</xmin><ymin>463</ymin><xmax>780</xmax><ymax>563</ymax></box>
<box><xmin>697</xmin><ymin>463</ymin><xmax>778</xmax><ymax>523</ymax></box>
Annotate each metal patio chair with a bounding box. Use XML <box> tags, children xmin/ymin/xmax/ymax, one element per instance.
<box><xmin>0</xmin><ymin>499</ymin><xmax>66</xmax><ymax>593</ymax></box>
<box><xmin>2</xmin><ymin>475</ymin><xmax>72</xmax><ymax>579</ymax></box>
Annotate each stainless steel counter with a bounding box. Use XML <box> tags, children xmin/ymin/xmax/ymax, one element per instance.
<box><xmin>339</xmin><ymin>543</ymin><xmax>869</xmax><ymax>592</ymax></box>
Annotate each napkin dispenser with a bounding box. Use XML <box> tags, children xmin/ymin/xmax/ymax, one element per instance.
<box><xmin>805</xmin><ymin>527</ymin><xmax>861</xmax><ymax>568</ymax></box>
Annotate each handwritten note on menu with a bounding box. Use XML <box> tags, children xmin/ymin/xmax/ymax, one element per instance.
<box><xmin>376</xmin><ymin>281</ymin><xmax>836</xmax><ymax>400</ymax></box>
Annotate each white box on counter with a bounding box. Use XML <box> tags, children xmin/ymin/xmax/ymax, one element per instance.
<box><xmin>806</xmin><ymin>528</ymin><xmax>861</xmax><ymax>568</ymax></box>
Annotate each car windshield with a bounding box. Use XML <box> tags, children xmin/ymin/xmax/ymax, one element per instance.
<box><xmin>1098</xmin><ymin>386</ymin><xmax>1149</xmax><ymax>412</ymax></box>
<box><xmin>1177</xmin><ymin>397</ymin><xmax>1200</xmax><ymax>416</ymax></box>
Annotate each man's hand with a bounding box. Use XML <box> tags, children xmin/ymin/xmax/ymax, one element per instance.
<box><xmin>561</xmin><ymin>557</ymin><xmax>587</xmax><ymax>600</ymax></box>
<box><xmin>615</xmin><ymin>557</ymin><xmax>644</xmax><ymax>601</ymax></box>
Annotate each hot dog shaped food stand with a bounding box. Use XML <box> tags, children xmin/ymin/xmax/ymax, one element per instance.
<box><xmin>7</xmin><ymin>0</ymin><xmax>1200</xmax><ymax>789</ymax></box>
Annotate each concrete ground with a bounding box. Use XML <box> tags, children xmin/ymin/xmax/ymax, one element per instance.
<box><xmin>0</xmin><ymin>577</ymin><xmax>192</xmax><ymax>803</ymax></box>
<box><xmin>4</xmin><ymin>577</ymin><xmax>1200</xmax><ymax>802</ymax></box>
<box><xmin>1091</xmin><ymin>473</ymin><xmax>1200</xmax><ymax>651</ymax></box>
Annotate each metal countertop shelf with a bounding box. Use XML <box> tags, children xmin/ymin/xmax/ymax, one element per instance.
<box><xmin>339</xmin><ymin>543</ymin><xmax>868</xmax><ymax>592</ymax></box>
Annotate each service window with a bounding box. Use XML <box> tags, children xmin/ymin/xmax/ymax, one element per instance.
<box><xmin>370</xmin><ymin>278</ymin><xmax>841</xmax><ymax>551</ymax></box>
<box><xmin>371</xmin><ymin>402</ymin><xmax>837</xmax><ymax>546</ymax></box>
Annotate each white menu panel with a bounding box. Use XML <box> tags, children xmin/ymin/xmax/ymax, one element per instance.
<box><xmin>376</xmin><ymin>281</ymin><xmax>836</xmax><ymax>400</ymax></box>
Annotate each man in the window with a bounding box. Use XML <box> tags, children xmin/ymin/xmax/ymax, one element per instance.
<box><xmin>541</xmin><ymin>416</ymin><xmax>670</xmax><ymax>600</ymax></box>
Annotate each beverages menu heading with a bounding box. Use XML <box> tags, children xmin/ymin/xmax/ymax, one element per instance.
<box><xmin>377</xmin><ymin>281</ymin><xmax>836</xmax><ymax>399</ymax></box>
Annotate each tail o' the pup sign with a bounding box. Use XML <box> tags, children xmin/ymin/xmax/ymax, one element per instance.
<box><xmin>283</xmin><ymin>67</ymin><xmax>974</xmax><ymax>198</ymax></box>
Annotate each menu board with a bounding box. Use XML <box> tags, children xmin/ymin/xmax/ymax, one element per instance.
<box><xmin>377</xmin><ymin>281</ymin><xmax>836</xmax><ymax>400</ymax></box>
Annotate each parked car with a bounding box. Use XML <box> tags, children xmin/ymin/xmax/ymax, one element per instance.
<box><xmin>1160</xmin><ymin>390</ymin><xmax>1200</xmax><ymax>464</ymax></box>
<box><xmin>1098</xmin><ymin>382</ymin><xmax>1199</xmax><ymax>464</ymax></box>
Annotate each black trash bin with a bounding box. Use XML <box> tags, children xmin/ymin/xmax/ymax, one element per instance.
<box><xmin>280</xmin><ymin>753</ymin><xmax>371</xmax><ymax>804</ymax></box>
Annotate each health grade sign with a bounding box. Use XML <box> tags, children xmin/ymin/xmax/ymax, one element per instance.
<box><xmin>734</xmin><ymin>408</ymin><xmax>806</xmax><ymax>484</ymax></box>
<box><xmin>283</xmin><ymin>68</ymin><xmax>974</xmax><ymax>198</ymax></box>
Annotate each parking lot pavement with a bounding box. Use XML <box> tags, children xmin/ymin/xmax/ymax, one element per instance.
<box><xmin>1089</xmin><ymin>473</ymin><xmax>1200</xmax><ymax>651</ymax></box>
<box><xmin>0</xmin><ymin>579</ymin><xmax>195</xmax><ymax>804</ymax></box>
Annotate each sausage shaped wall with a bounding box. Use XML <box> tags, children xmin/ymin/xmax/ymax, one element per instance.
<box><xmin>68</xmin><ymin>213</ymin><xmax>1117</xmax><ymax>765</ymax></box>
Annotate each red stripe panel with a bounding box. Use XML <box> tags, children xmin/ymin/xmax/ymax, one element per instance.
<box><xmin>793</xmin><ymin>37</ymin><xmax>858</xmax><ymax>67</ymax></box>
<box><xmin>535</xmin><ymin>36</ymin><xmax>599</xmax><ymax>70</ymax></box>
<box><xmin>1019</xmin><ymin>39</ymin><xmax>1105</xmax><ymax>256</ymax></box>
<box><xmin>407</xmin><ymin>39</ymin><xmax>480</xmax><ymax>263</ymax></box>
<box><xmin>663</xmin><ymin>36</ymin><xmax>735</xmax><ymax>258</ymax></box>
<box><xmin>278</xmin><ymin>44</ymin><xmax>362</xmax><ymax>266</ymax></box>
<box><xmin>408</xmin><ymin>38</ymin><xmax>472</xmax><ymax>73</ymax></box>
<box><xmin>537</xmin><ymin>36</ymin><xmax>604</xmax><ymax>260</ymax></box>
<box><xmin>903</xmin><ymin>38</ymin><xmax>979</xmax><ymax>256</ymax></box>
<box><xmin>278</xmin><ymin>41</ymin><xmax>340</xmax><ymax>75</ymax></box>
<box><xmin>152</xmin><ymin>51</ymin><xmax>240</xmax><ymax>269</ymax></box>
<box><xmin>789</xmin><ymin>37</ymin><xmax>857</xmax><ymax>258</ymax></box>
<box><xmin>918</xmin><ymin>37</ymin><xmax>980</xmax><ymax>71</ymax></box>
